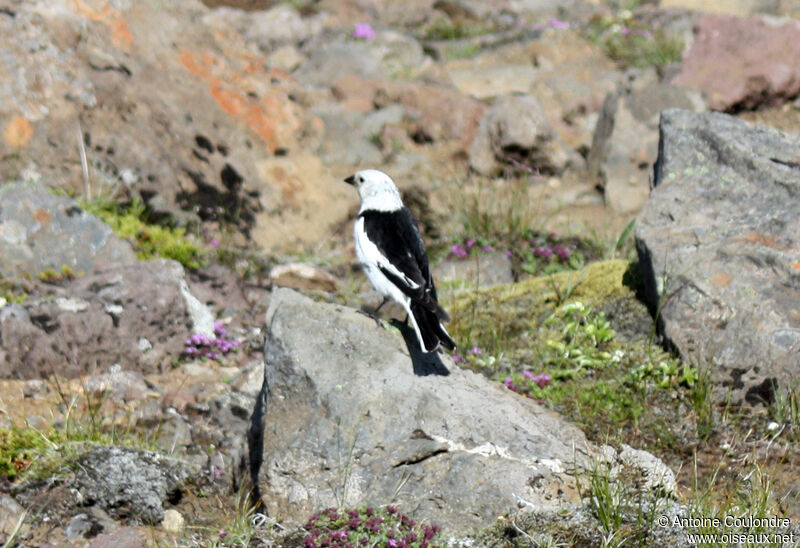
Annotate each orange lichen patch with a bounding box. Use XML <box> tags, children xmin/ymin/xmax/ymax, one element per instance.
<box><xmin>33</xmin><ymin>208</ymin><xmax>53</xmax><ymax>227</ymax></box>
<box><xmin>178</xmin><ymin>50</ymin><xmax>297</xmax><ymax>153</ymax></box>
<box><xmin>737</xmin><ymin>231</ymin><xmax>786</xmax><ymax>250</ymax></box>
<box><xmin>792</xmin><ymin>262</ymin><xmax>800</xmax><ymax>273</ymax></box>
<box><xmin>4</xmin><ymin>116</ymin><xmax>34</xmax><ymax>148</ymax></box>
<box><xmin>71</xmin><ymin>0</ymin><xmax>132</xmax><ymax>49</ymax></box>
<box><xmin>711</xmin><ymin>271</ymin><xmax>732</xmax><ymax>288</ymax></box>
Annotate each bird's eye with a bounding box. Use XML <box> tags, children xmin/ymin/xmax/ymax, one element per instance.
<box><xmin>358</xmin><ymin>176</ymin><xmax>363</xmax><ymax>183</ymax></box>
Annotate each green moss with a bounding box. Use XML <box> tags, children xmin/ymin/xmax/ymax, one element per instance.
<box><xmin>83</xmin><ymin>199</ymin><xmax>207</xmax><ymax>270</ymax></box>
<box><xmin>444</xmin><ymin>260</ymin><xmax>634</xmax><ymax>353</ymax></box>
<box><xmin>443</xmin><ymin>260</ymin><xmax>696</xmax><ymax>449</ymax></box>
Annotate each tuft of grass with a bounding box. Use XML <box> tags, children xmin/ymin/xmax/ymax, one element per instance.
<box><xmin>83</xmin><ymin>198</ymin><xmax>207</xmax><ymax>270</ymax></box>
<box><xmin>0</xmin><ymin>378</ymin><xmax>161</xmax><ymax>484</ymax></box>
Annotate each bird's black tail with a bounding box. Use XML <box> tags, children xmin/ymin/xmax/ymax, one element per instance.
<box><xmin>409</xmin><ymin>301</ymin><xmax>456</xmax><ymax>353</ymax></box>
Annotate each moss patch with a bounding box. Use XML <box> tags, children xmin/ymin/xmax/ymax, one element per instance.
<box><xmin>83</xmin><ymin>199</ymin><xmax>207</xmax><ymax>270</ymax></box>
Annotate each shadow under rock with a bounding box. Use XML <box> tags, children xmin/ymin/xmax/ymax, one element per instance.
<box><xmin>389</xmin><ymin>319</ymin><xmax>451</xmax><ymax>377</ymax></box>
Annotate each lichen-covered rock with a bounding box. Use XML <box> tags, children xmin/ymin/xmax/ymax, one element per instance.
<box><xmin>0</xmin><ymin>181</ymin><xmax>136</xmax><ymax>278</ymax></box>
<box><xmin>72</xmin><ymin>447</ymin><xmax>198</xmax><ymax>525</ymax></box>
<box><xmin>636</xmin><ymin>109</ymin><xmax>800</xmax><ymax>405</ymax></box>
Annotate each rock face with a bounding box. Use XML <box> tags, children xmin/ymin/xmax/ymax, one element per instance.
<box><xmin>255</xmin><ymin>288</ymin><xmax>591</xmax><ymax>533</ymax></box>
<box><xmin>671</xmin><ymin>14</ymin><xmax>800</xmax><ymax>111</ymax></box>
<box><xmin>636</xmin><ymin>109</ymin><xmax>800</xmax><ymax>405</ymax></box>
<box><xmin>0</xmin><ymin>259</ymin><xmax>213</xmax><ymax>378</ymax></box>
<box><xmin>0</xmin><ymin>0</ymin><xmax>350</xmax><ymax>251</ymax></box>
<box><xmin>0</xmin><ymin>181</ymin><xmax>136</xmax><ymax>278</ymax></box>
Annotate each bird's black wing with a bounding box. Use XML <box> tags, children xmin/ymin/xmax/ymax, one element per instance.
<box><xmin>359</xmin><ymin>208</ymin><xmax>449</xmax><ymax>320</ymax></box>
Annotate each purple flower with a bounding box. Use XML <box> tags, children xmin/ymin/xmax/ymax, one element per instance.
<box><xmin>207</xmin><ymin>238</ymin><xmax>220</xmax><ymax>248</ymax></box>
<box><xmin>620</xmin><ymin>26</ymin><xmax>632</xmax><ymax>35</ymax></box>
<box><xmin>553</xmin><ymin>244</ymin><xmax>571</xmax><ymax>260</ymax></box>
<box><xmin>351</xmin><ymin>23</ymin><xmax>376</xmax><ymax>40</ymax></box>
<box><xmin>503</xmin><ymin>377</ymin><xmax>513</xmax><ymax>387</ymax></box>
<box><xmin>505</xmin><ymin>250</ymin><xmax>513</xmax><ymax>257</ymax></box>
<box><xmin>466</xmin><ymin>239</ymin><xmax>476</xmax><ymax>249</ymax></box>
<box><xmin>452</xmin><ymin>354</ymin><xmax>466</xmax><ymax>364</ymax></box>
<box><xmin>523</xmin><ymin>370</ymin><xmax>533</xmax><ymax>379</ymax></box>
<box><xmin>548</xmin><ymin>17</ymin><xmax>570</xmax><ymax>30</ymax></box>
<box><xmin>219</xmin><ymin>530</ymin><xmax>228</xmax><ymax>539</ymax></box>
<box><xmin>467</xmin><ymin>346</ymin><xmax>483</xmax><ymax>355</ymax></box>
<box><xmin>533</xmin><ymin>246</ymin><xmax>554</xmax><ymax>258</ymax></box>
<box><xmin>450</xmin><ymin>243</ymin><xmax>468</xmax><ymax>258</ymax></box>
<box><xmin>482</xmin><ymin>245</ymin><xmax>494</xmax><ymax>252</ymax></box>
<box><xmin>532</xmin><ymin>374</ymin><xmax>552</xmax><ymax>388</ymax></box>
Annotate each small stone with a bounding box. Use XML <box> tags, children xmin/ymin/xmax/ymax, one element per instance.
<box><xmin>269</xmin><ymin>263</ymin><xmax>338</xmax><ymax>293</ymax></box>
<box><xmin>22</xmin><ymin>379</ymin><xmax>47</xmax><ymax>398</ymax></box>
<box><xmin>161</xmin><ymin>509</ymin><xmax>185</xmax><ymax>534</ymax></box>
<box><xmin>137</xmin><ymin>337</ymin><xmax>152</xmax><ymax>353</ymax></box>
<box><xmin>88</xmin><ymin>526</ymin><xmax>147</xmax><ymax>548</ymax></box>
<box><xmin>0</xmin><ymin>496</ymin><xmax>25</xmax><ymax>540</ymax></box>
<box><xmin>64</xmin><ymin>513</ymin><xmax>94</xmax><ymax>540</ymax></box>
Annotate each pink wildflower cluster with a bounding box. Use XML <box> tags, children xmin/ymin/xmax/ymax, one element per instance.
<box><xmin>184</xmin><ymin>321</ymin><xmax>241</xmax><ymax>360</ymax></box>
<box><xmin>351</xmin><ymin>23</ymin><xmax>376</xmax><ymax>40</ymax></box>
<box><xmin>449</xmin><ymin>239</ymin><xmax>493</xmax><ymax>259</ymax></box>
<box><xmin>303</xmin><ymin>506</ymin><xmax>442</xmax><ymax>548</ymax></box>
<box><xmin>533</xmin><ymin>17</ymin><xmax>578</xmax><ymax>31</ymax></box>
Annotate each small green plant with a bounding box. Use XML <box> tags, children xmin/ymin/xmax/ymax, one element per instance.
<box><xmin>690</xmin><ymin>363</ymin><xmax>715</xmax><ymax>441</ymax></box>
<box><xmin>588</xmin><ymin>462</ymin><xmax>624</xmax><ymax>535</ymax></box>
<box><xmin>420</xmin><ymin>18</ymin><xmax>494</xmax><ymax>41</ymax></box>
<box><xmin>36</xmin><ymin>264</ymin><xmax>78</xmax><ymax>284</ymax></box>
<box><xmin>769</xmin><ymin>382</ymin><xmax>800</xmax><ymax>428</ymax></box>
<box><xmin>83</xmin><ymin>198</ymin><xmax>207</xmax><ymax>270</ymax></box>
<box><xmin>585</xmin><ymin>12</ymin><xmax>684</xmax><ymax>68</ymax></box>
<box><xmin>301</xmin><ymin>506</ymin><xmax>444</xmax><ymax>547</ymax></box>
<box><xmin>0</xmin><ymin>278</ymin><xmax>28</xmax><ymax>304</ymax></box>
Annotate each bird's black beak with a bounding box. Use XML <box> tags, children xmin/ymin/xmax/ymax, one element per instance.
<box><xmin>344</xmin><ymin>175</ymin><xmax>356</xmax><ymax>185</ymax></box>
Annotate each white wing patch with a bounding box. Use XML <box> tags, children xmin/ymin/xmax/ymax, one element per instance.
<box><xmin>354</xmin><ymin>217</ymin><xmax>420</xmax><ymax>292</ymax></box>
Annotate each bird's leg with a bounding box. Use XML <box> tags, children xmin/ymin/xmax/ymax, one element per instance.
<box><xmin>358</xmin><ymin>297</ymin><xmax>389</xmax><ymax>325</ymax></box>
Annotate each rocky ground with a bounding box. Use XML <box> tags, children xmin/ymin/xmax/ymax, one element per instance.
<box><xmin>1</xmin><ymin>0</ymin><xmax>800</xmax><ymax>546</ymax></box>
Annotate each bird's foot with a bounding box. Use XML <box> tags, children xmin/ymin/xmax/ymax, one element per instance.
<box><xmin>357</xmin><ymin>307</ymin><xmax>384</xmax><ymax>327</ymax></box>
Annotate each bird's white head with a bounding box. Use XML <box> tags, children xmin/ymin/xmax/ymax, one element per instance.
<box><xmin>344</xmin><ymin>169</ymin><xmax>403</xmax><ymax>212</ymax></box>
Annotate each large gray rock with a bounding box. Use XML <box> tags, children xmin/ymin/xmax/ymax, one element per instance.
<box><xmin>71</xmin><ymin>447</ymin><xmax>198</xmax><ymax>525</ymax></box>
<box><xmin>588</xmin><ymin>70</ymin><xmax>706</xmax><ymax>212</ymax></box>
<box><xmin>254</xmin><ymin>288</ymin><xmax>591</xmax><ymax>533</ymax></box>
<box><xmin>0</xmin><ymin>181</ymin><xmax>136</xmax><ymax>278</ymax></box>
<box><xmin>636</xmin><ymin>109</ymin><xmax>800</xmax><ymax>405</ymax></box>
<box><xmin>0</xmin><ymin>259</ymin><xmax>213</xmax><ymax>378</ymax></box>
